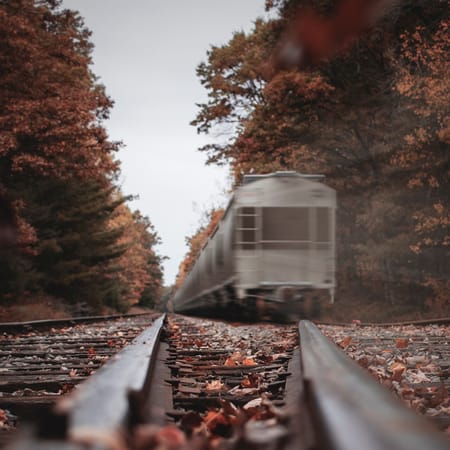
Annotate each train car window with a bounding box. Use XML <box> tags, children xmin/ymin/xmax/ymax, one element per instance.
<box><xmin>316</xmin><ymin>207</ymin><xmax>330</xmax><ymax>242</ymax></box>
<box><xmin>237</xmin><ymin>207</ymin><xmax>256</xmax><ymax>249</ymax></box>
<box><xmin>262</xmin><ymin>207</ymin><xmax>309</xmax><ymax>241</ymax></box>
<box><xmin>216</xmin><ymin>234</ymin><xmax>224</xmax><ymax>266</ymax></box>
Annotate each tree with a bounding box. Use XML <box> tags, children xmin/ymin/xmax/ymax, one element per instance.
<box><xmin>0</xmin><ymin>1</ymin><xmax>164</xmax><ymax>313</ymax></box>
<box><xmin>175</xmin><ymin>208</ymin><xmax>224</xmax><ymax>289</ymax></box>
<box><xmin>191</xmin><ymin>0</ymin><xmax>450</xmax><ymax>318</ymax></box>
<box><xmin>111</xmin><ymin>205</ymin><xmax>164</xmax><ymax>308</ymax></box>
<box><xmin>0</xmin><ymin>0</ymin><xmax>119</xmax><ymax>244</ymax></box>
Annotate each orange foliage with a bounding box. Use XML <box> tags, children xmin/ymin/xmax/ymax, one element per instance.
<box><xmin>175</xmin><ymin>208</ymin><xmax>224</xmax><ymax>289</ymax></box>
<box><xmin>274</xmin><ymin>0</ymin><xmax>396</xmax><ymax>69</ymax></box>
<box><xmin>0</xmin><ymin>1</ymin><xmax>119</xmax><ymax>245</ymax></box>
<box><xmin>392</xmin><ymin>18</ymin><xmax>450</xmax><ymax>252</ymax></box>
<box><xmin>109</xmin><ymin>203</ymin><xmax>163</xmax><ymax>306</ymax></box>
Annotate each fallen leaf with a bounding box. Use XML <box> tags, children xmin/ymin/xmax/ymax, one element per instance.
<box><xmin>204</xmin><ymin>410</ymin><xmax>228</xmax><ymax>428</ymax></box>
<box><xmin>338</xmin><ymin>336</ymin><xmax>353</xmax><ymax>348</ymax></box>
<box><xmin>156</xmin><ymin>425</ymin><xmax>187</xmax><ymax>448</ymax></box>
<box><xmin>429</xmin><ymin>383</ymin><xmax>448</xmax><ymax>408</ymax></box>
<box><xmin>242</xmin><ymin>357</ymin><xmax>256</xmax><ymax>366</ymax></box>
<box><xmin>241</xmin><ymin>373</ymin><xmax>261</xmax><ymax>388</ymax></box>
<box><xmin>390</xmin><ymin>362</ymin><xmax>407</xmax><ymax>381</ymax></box>
<box><xmin>179</xmin><ymin>411</ymin><xmax>203</xmax><ymax>435</ymax></box>
<box><xmin>395</xmin><ymin>338</ymin><xmax>409</xmax><ymax>349</ymax></box>
<box><xmin>224</xmin><ymin>358</ymin><xmax>236</xmax><ymax>367</ymax></box>
<box><xmin>407</xmin><ymin>370</ymin><xmax>431</xmax><ymax>384</ymax></box>
<box><xmin>243</xmin><ymin>398</ymin><xmax>262</xmax><ymax>410</ymax></box>
<box><xmin>230</xmin><ymin>351</ymin><xmax>242</xmax><ymax>362</ymax></box>
<box><xmin>205</xmin><ymin>380</ymin><xmax>224</xmax><ymax>392</ymax></box>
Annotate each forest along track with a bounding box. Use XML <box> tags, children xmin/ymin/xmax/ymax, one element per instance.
<box><xmin>0</xmin><ymin>313</ymin><xmax>158</xmax><ymax>447</ymax></box>
<box><xmin>319</xmin><ymin>322</ymin><xmax>450</xmax><ymax>432</ymax></box>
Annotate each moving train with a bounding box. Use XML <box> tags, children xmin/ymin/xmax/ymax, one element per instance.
<box><xmin>172</xmin><ymin>171</ymin><xmax>336</xmax><ymax>319</ymax></box>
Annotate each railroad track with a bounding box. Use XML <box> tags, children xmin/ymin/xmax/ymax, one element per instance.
<box><xmin>2</xmin><ymin>314</ymin><xmax>449</xmax><ymax>450</ymax></box>
<box><xmin>319</xmin><ymin>322</ymin><xmax>450</xmax><ymax>431</ymax></box>
<box><xmin>0</xmin><ymin>313</ymin><xmax>158</xmax><ymax>448</ymax></box>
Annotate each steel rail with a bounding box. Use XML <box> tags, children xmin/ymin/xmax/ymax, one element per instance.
<box><xmin>316</xmin><ymin>317</ymin><xmax>450</xmax><ymax>327</ymax></box>
<box><xmin>3</xmin><ymin>314</ymin><xmax>165</xmax><ymax>450</ymax></box>
<box><xmin>299</xmin><ymin>320</ymin><xmax>449</xmax><ymax>450</ymax></box>
<box><xmin>0</xmin><ymin>311</ymin><xmax>158</xmax><ymax>332</ymax></box>
<box><xmin>54</xmin><ymin>314</ymin><xmax>165</xmax><ymax>434</ymax></box>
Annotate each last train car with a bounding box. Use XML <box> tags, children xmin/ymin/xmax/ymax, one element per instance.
<box><xmin>172</xmin><ymin>171</ymin><xmax>336</xmax><ymax>318</ymax></box>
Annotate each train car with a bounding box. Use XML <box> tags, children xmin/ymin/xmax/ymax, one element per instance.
<box><xmin>172</xmin><ymin>171</ymin><xmax>336</xmax><ymax>319</ymax></box>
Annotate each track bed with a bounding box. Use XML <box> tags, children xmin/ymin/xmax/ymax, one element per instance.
<box><xmin>2</xmin><ymin>314</ymin><xmax>449</xmax><ymax>450</ymax></box>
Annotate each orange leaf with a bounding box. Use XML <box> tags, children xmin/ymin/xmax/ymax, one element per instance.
<box><xmin>205</xmin><ymin>380</ymin><xmax>224</xmax><ymax>392</ymax></box>
<box><xmin>338</xmin><ymin>336</ymin><xmax>352</xmax><ymax>348</ymax></box>
<box><xmin>242</xmin><ymin>357</ymin><xmax>256</xmax><ymax>366</ymax></box>
<box><xmin>390</xmin><ymin>361</ymin><xmax>407</xmax><ymax>381</ymax></box>
<box><xmin>395</xmin><ymin>338</ymin><xmax>409</xmax><ymax>349</ymax></box>
<box><xmin>204</xmin><ymin>411</ymin><xmax>228</xmax><ymax>431</ymax></box>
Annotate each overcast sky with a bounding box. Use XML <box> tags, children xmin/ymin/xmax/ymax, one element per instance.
<box><xmin>62</xmin><ymin>1</ymin><xmax>267</xmax><ymax>285</ymax></box>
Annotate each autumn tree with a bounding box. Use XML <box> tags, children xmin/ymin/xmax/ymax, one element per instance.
<box><xmin>390</xmin><ymin>19</ymin><xmax>450</xmax><ymax>313</ymax></box>
<box><xmin>111</xmin><ymin>205</ymin><xmax>164</xmax><ymax>308</ymax></box>
<box><xmin>0</xmin><ymin>1</ymin><xmax>164</xmax><ymax>313</ymax></box>
<box><xmin>0</xmin><ymin>0</ymin><xmax>119</xmax><ymax>205</ymax></box>
<box><xmin>192</xmin><ymin>0</ymin><xmax>449</xmax><ymax>318</ymax></box>
<box><xmin>175</xmin><ymin>208</ymin><xmax>224</xmax><ymax>289</ymax></box>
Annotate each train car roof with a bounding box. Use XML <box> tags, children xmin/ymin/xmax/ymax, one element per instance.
<box><xmin>242</xmin><ymin>171</ymin><xmax>325</xmax><ymax>185</ymax></box>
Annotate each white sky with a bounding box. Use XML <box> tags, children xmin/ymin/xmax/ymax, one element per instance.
<box><xmin>62</xmin><ymin>1</ymin><xmax>268</xmax><ymax>285</ymax></box>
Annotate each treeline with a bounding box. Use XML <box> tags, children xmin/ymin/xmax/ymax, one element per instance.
<box><xmin>0</xmin><ymin>0</ymin><xmax>163</xmax><ymax>313</ymax></box>
<box><xmin>181</xmin><ymin>0</ymin><xmax>449</xmax><ymax>319</ymax></box>
<box><xmin>175</xmin><ymin>208</ymin><xmax>224</xmax><ymax>290</ymax></box>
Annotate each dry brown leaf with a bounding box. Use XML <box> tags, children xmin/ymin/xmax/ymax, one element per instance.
<box><xmin>230</xmin><ymin>351</ymin><xmax>242</xmax><ymax>362</ymax></box>
<box><xmin>204</xmin><ymin>410</ymin><xmax>228</xmax><ymax>429</ymax></box>
<box><xmin>429</xmin><ymin>383</ymin><xmax>448</xmax><ymax>408</ymax></box>
<box><xmin>242</xmin><ymin>357</ymin><xmax>256</xmax><ymax>366</ymax></box>
<box><xmin>408</xmin><ymin>370</ymin><xmax>431</xmax><ymax>384</ymax></box>
<box><xmin>224</xmin><ymin>358</ymin><xmax>236</xmax><ymax>367</ymax></box>
<box><xmin>395</xmin><ymin>338</ymin><xmax>409</xmax><ymax>349</ymax></box>
<box><xmin>243</xmin><ymin>398</ymin><xmax>263</xmax><ymax>410</ymax></box>
<box><xmin>156</xmin><ymin>425</ymin><xmax>187</xmax><ymax>448</ymax></box>
<box><xmin>390</xmin><ymin>361</ymin><xmax>407</xmax><ymax>381</ymax></box>
<box><xmin>338</xmin><ymin>336</ymin><xmax>352</xmax><ymax>348</ymax></box>
<box><xmin>241</xmin><ymin>373</ymin><xmax>261</xmax><ymax>388</ymax></box>
<box><xmin>179</xmin><ymin>411</ymin><xmax>203</xmax><ymax>435</ymax></box>
<box><xmin>205</xmin><ymin>380</ymin><xmax>224</xmax><ymax>392</ymax></box>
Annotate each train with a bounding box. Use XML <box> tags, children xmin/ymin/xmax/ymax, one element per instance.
<box><xmin>172</xmin><ymin>171</ymin><xmax>336</xmax><ymax>319</ymax></box>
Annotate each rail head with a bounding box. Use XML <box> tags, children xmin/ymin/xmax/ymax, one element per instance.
<box><xmin>54</xmin><ymin>314</ymin><xmax>166</xmax><ymax>437</ymax></box>
<box><xmin>0</xmin><ymin>311</ymin><xmax>159</xmax><ymax>332</ymax></box>
<box><xmin>299</xmin><ymin>320</ymin><xmax>449</xmax><ymax>450</ymax></box>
